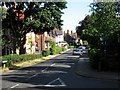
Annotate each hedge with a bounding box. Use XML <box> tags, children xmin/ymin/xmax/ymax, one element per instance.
<box><xmin>2</xmin><ymin>47</ymin><xmax>67</xmax><ymax>67</ymax></box>
<box><xmin>56</xmin><ymin>47</ymin><xmax>62</xmax><ymax>54</ymax></box>
<box><xmin>42</xmin><ymin>50</ymin><xmax>50</xmax><ymax>56</ymax></box>
<box><xmin>89</xmin><ymin>48</ymin><xmax>101</xmax><ymax>69</ymax></box>
<box><xmin>2</xmin><ymin>54</ymin><xmax>42</xmax><ymax>67</ymax></box>
<box><xmin>50</xmin><ymin>41</ymin><xmax>56</xmax><ymax>55</ymax></box>
<box><xmin>68</xmin><ymin>46</ymin><xmax>74</xmax><ymax>49</ymax></box>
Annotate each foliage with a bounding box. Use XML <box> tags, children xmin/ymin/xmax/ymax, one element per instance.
<box><xmin>89</xmin><ymin>48</ymin><xmax>101</xmax><ymax>69</ymax></box>
<box><xmin>50</xmin><ymin>41</ymin><xmax>56</xmax><ymax>55</ymax></box>
<box><xmin>56</xmin><ymin>47</ymin><xmax>62</xmax><ymax>54</ymax></box>
<box><xmin>0</xmin><ymin>8</ymin><xmax>8</xmax><ymax>49</ymax></box>
<box><xmin>68</xmin><ymin>46</ymin><xmax>74</xmax><ymax>49</ymax></box>
<box><xmin>76</xmin><ymin>2</ymin><xmax>120</xmax><ymax>49</ymax></box>
<box><xmin>2</xmin><ymin>54</ymin><xmax>42</xmax><ymax>67</ymax></box>
<box><xmin>42</xmin><ymin>50</ymin><xmax>50</xmax><ymax>56</ymax></box>
<box><xmin>62</xmin><ymin>47</ymin><xmax>66</xmax><ymax>51</ymax></box>
<box><xmin>2</xmin><ymin>2</ymin><xmax>67</xmax><ymax>54</ymax></box>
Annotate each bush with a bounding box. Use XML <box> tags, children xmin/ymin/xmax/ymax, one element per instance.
<box><xmin>62</xmin><ymin>47</ymin><xmax>66</xmax><ymax>51</ymax></box>
<box><xmin>56</xmin><ymin>47</ymin><xmax>62</xmax><ymax>54</ymax></box>
<box><xmin>50</xmin><ymin>41</ymin><xmax>56</xmax><ymax>55</ymax></box>
<box><xmin>2</xmin><ymin>54</ymin><xmax>42</xmax><ymax>67</ymax></box>
<box><xmin>68</xmin><ymin>46</ymin><xmax>74</xmax><ymax>49</ymax></box>
<box><xmin>2</xmin><ymin>55</ymin><xmax>12</xmax><ymax>67</ymax></box>
<box><xmin>89</xmin><ymin>48</ymin><xmax>101</xmax><ymax>69</ymax></box>
<box><xmin>42</xmin><ymin>50</ymin><xmax>50</xmax><ymax>56</ymax></box>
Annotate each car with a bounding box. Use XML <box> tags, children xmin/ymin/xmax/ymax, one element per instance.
<box><xmin>78</xmin><ymin>46</ymin><xmax>87</xmax><ymax>54</ymax></box>
<box><xmin>78</xmin><ymin>46</ymin><xmax>86</xmax><ymax>50</ymax></box>
<box><xmin>73</xmin><ymin>48</ymin><xmax>83</xmax><ymax>55</ymax></box>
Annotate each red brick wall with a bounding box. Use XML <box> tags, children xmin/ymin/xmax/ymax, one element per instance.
<box><xmin>35</xmin><ymin>32</ymin><xmax>45</xmax><ymax>51</ymax></box>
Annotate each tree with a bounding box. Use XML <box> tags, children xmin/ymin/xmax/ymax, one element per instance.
<box><xmin>76</xmin><ymin>2</ymin><xmax>120</xmax><ymax>49</ymax></box>
<box><xmin>2</xmin><ymin>2</ymin><xmax>67</xmax><ymax>54</ymax></box>
<box><xmin>0</xmin><ymin>7</ymin><xmax>13</xmax><ymax>55</ymax></box>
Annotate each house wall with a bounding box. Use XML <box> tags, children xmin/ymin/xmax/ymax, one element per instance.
<box><xmin>25</xmin><ymin>31</ymin><xmax>35</xmax><ymax>54</ymax></box>
<box><xmin>35</xmin><ymin>32</ymin><xmax>45</xmax><ymax>51</ymax></box>
<box><xmin>56</xmin><ymin>35</ymin><xmax>64</xmax><ymax>47</ymax></box>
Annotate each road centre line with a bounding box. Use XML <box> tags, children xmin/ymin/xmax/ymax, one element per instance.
<box><xmin>26</xmin><ymin>63</ymin><xmax>56</xmax><ymax>80</ymax></box>
<box><xmin>25</xmin><ymin>73</ymin><xmax>39</xmax><ymax>81</ymax></box>
<box><xmin>50</xmin><ymin>63</ymin><xmax>55</xmax><ymax>66</ymax></box>
<box><xmin>41</xmin><ymin>63</ymin><xmax>55</xmax><ymax>72</ymax></box>
<box><xmin>43</xmin><ymin>84</ymin><xmax>66</xmax><ymax>87</ymax></box>
<box><xmin>10</xmin><ymin>84</ymin><xmax>19</xmax><ymax>88</ymax></box>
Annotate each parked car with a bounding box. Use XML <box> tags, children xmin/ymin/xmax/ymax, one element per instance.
<box><xmin>78</xmin><ymin>46</ymin><xmax>86</xmax><ymax>50</ymax></box>
<box><xmin>78</xmin><ymin>46</ymin><xmax>87</xmax><ymax>54</ymax></box>
<box><xmin>73</xmin><ymin>48</ymin><xmax>83</xmax><ymax>55</ymax></box>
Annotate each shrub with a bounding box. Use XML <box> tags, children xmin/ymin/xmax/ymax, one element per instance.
<box><xmin>2</xmin><ymin>55</ymin><xmax>12</xmax><ymax>67</ymax></box>
<box><xmin>62</xmin><ymin>47</ymin><xmax>66</xmax><ymax>51</ymax></box>
<box><xmin>68</xmin><ymin>46</ymin><xmax>74</xmax><ymax>49</ymax></box>
<box><xmin>50</xmin><ymin>41</ymin><xmax>56</xmax><ymax>55</ymax></box>
<box><xmin>2</xmin><ymin>53</ymin><xmax>42</xmax><ymax>67</ymax></box>
<box><xmin>89</xmin><ymin>48</ymin><xmax>101</xmax><ymax>69</ymax></box>
<box><xmin>56</xmin><ymin>47</ymin><xmax>62</xmax><ymax>54</ymax></box>
<box><xmin>42</xmin><ymin>50</ymin><xmax>50</xmax><ymax>56</ymax></box>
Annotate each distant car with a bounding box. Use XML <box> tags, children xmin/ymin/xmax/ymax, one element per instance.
<box><xmin>73</xmin><ymin>48</ymin><xmax>83</xmax><ymax>55</ymax></box>
<box><xmin>78</xmin><ymin>46</ymin><xmax>86</xmax><ymax>50</ymax></box>
<box><xmin>78</xmin><ymin>46</ymin><xmax>87</xmax><ymax>54</ymax></box>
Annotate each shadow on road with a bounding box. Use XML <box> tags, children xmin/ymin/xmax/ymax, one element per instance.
<box><xmin>2</xmin><ymin>52</ymin><xmax>79</xmax><ymax>89</ymax></box>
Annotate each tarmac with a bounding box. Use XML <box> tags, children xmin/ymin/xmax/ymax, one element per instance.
<box><xmin>75</xmin><ymin>53</ymin><xmax>120</xmax><ymax>80</ymax></box>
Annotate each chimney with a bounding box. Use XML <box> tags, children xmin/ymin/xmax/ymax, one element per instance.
<box><xmin>64</xmin><ymin>31</ymin><xmax>66</xmax><ymax>35</ymax></box>
<box><xmin>67</xmin><ymin>30</ymin><xmax>69</xmax><ymax>34</ymax></box>
<box><xmin>71</xmin><ymin>31</ymin><xmax>73</xmax><ymax>35</ymax></box>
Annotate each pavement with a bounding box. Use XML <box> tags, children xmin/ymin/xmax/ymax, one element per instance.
<box><xmin>75</xmin><ymin>54</ymin><xmax>120</xmax><ymax>80</ymax></box>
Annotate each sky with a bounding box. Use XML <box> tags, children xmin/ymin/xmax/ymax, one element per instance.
<box><xmin>61</xmin><ymin>0</ymin><xmax>93</xmax><ymax>32</ymax></box>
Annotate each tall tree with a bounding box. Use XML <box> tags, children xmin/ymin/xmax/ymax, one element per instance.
<box><xmin>2</xmin><ymin>2</ymin><xmax>67</xmax><ymax>54</ymax></box>
<box><xmin>76</xmin><ymin>2</ymin><xmax>120</xmax><ymax>49</ymax></box>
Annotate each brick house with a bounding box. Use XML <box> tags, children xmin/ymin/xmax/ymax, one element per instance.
<box><xmin>64</xmin><ymin>30</ymin><xmax>78</xmax><ymax>45</ymax></box>
<box><xmin>25</xmin><ymin>29</ymin><xmax>65</xmax><ymax>54</ymax></box>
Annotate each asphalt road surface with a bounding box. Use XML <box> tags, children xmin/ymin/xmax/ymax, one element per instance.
<box><xmin>2</xmin><ymin>49</ymin><xmax>120</xmax><ymax>90</ymax></box>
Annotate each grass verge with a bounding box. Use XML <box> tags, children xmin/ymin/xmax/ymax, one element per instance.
<box><xmin>1</xmin><ymin>54</ymin><xmax>60</xmax><ymax>74</ymax></box>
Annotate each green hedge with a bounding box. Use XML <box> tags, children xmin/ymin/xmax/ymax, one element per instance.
<box><xmin>2</xmin><ymin>47</ymin><xmax>67</xmax><ymax>67</ymax></box>
<box><xmin>42</xmin><ymin>50</ymin><xmax>50</xmax><ymax>56</ymax></box>
<box><xmin>2</xmin><ymin>54</ymin><xmax>42</xmax><ymax>67</ymax></box>
<box><xmin>89</xmin><ymin>48</ymin><xmax>101</xmax><ymax>69</ymax></box>
<box><xmin>50</xmin><ymin>41</ymin><xmax>56</xmax><ymax>55</ymax></box>
<box><xmin>62</xmin><ymin>47</ymin><xmax>66</xmax><ymax>51</ymax></box>
<box><xmin>68</xmin><ymin>46</ymin><xmax>74</xmax><ymax>49</ymax></box>
<box><xmin>56</xmin><ymin>47</ymin><xmax>62</xmax><ymax>54</ymax></box>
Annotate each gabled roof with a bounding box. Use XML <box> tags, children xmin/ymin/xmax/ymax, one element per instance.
<box><xmin>52</xmin><ymin>29</ymin><xmax>63</xmax><ymax>35</ymax></box>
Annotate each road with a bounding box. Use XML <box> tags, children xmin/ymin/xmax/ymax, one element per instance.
<box><xmin>2</xmin><ymin>50</ymin><xmax>120</xmax><ymax>89</ymax></box>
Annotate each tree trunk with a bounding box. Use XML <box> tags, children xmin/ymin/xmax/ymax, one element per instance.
<box><xmin>13</xmin><ymin>41</ymin><xmax>16</xmax><ymax>54</ymax></box>
<box><xmin>19</xmin><ymin>37</ymin><xmax>26</xmax><ymax>54</ymax></box>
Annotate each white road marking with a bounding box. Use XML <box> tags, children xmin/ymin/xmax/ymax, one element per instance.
<box><xmin>25</xmin><ymin>73</ymin><xmax>39</xmax><ymax>80</ymax></box>
<box><xmin>41</xmin><ymin>67</ymin><xmax>49</xmax><ymax>72</ymax></box>
<box><xmin>47</xmin><ymin>77</ymin><xmax>66</xmax><ymax>87</ymax></box>
<box><xmin>26</xmin><ymin>63</ymin><xmax>56</xmax><ymax>81</ymax></box>
<box><xmin>50</xmin><ymin>63</ymin><xmax>55</xmax><ymax>66</ymax></box>
<box><xmin>52</xmin><ymin>64</ymin><xmax>71</xmax><ymax>68</ymax></box>
<box><xmin>78</xmin><ymin>57</ymin><xmax>89</xmax><ymax>62</ymax></box>
<box><xmin>67</xmin><ymin>56</ymin><xmax>79</xmax><ymax>58</ymax></box>
<box><xmin>43</xmin><ymin>84</ymin><xmax>66</xmax><ymax>87</ymax></box>
<box><xmin>35</xmin><ymin>84</ymin><xmax>66</xmax><ymax>87</ymax></box>
<box><xmin>10</xmin><ymin>84</ymin><xmax>19</xmax><ymax>88</ymax></box>
<box><xmin>41</xmin><ymin>63</ymin><xmax>55</xmax><ymax>72</ymax></box>
<box><xmin>63</xmin><ymin>63</ymin><xmax>74</xmax><ymax>65</ymax></box>
<box><xmin>79</xmin><ymin>57</ymin><xmax>89</xmax><ymax>59</ymax></box>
